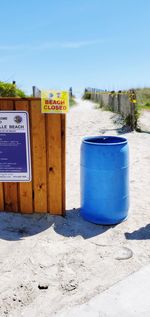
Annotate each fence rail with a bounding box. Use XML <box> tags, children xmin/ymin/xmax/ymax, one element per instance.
<box><xmin>0</xmin><ymin>98</ymin><xmax>66</xmax><ymax>215</ymax></box>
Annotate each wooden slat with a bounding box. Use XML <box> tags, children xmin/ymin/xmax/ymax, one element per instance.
<box><xmin>15</xmin><ymin>100</ymin><xmax>33</xmax><ymax>213</ymax></box>
<box><xmin>30</xmin><ymin>100</ymin><xmax>47</xmax><ymax>212</ymax></box>
<box><xmin>0</xmin><ymin>100</ymin><xmax>18</xmax><ymax>212</ymax></box>
<box><xmin>4</xmin><ymin>183</ymin><xmax>18</xmax><ymax>212</ymax></box>
<box><xmin>46</xmin><ymin>114</ymin><xmax>62</xmax><ymax>214</ymax></box>
<box><xmin>61</xmin><ymin>115</ymin><xmax>66</xmax><ymax>215</ymax></box>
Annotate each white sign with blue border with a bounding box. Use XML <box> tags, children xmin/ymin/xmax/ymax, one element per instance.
<box><xmin>0</xmin><ymin>111</ymin><xmax>31</xmax><ymax>182</ymax></box>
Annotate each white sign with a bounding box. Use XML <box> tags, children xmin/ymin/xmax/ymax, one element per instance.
<box><xmin>0</xmin><ymin>111</ymin><xmax>31</xmax><ymax>182</ymax></box>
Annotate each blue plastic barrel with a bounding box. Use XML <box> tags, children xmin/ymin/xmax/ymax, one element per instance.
<box><xmin>80</xmin><ymin>136</ymin><xmax>129</xmax><ymax>224</ymax></box>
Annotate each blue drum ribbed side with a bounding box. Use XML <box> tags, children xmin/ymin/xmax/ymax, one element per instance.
<box><xmin>80</xmin><ymin>136</ymin><xmax>129</xmax><ymax>224</ymax></box>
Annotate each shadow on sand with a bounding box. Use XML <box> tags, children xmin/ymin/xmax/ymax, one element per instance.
<box><xmin>99</xmin><ymin>126</ymin><xmax>132</xmax><ymax>135</ymax></box>
<box><xmin>125</xmin><ymin>224</ymin><xmax>150</xmax><ymax>240</ymax></box>
<box><xmin>136</xmin><ymin>130</ymin><xmax>150</xmax><ymax>135</ymax></box>
<box><xmin>0</xmin><ymin>209</ymin><xmax>112</xmax><ymax>241</ymax></box>
<box><xmin>100</xmin><ymin>127</ymin><xmax>150</xmax><ymax>135</ymax></box>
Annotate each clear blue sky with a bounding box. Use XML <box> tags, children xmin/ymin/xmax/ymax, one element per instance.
<box><xmin>0</xmin><ymin>0</ymin><xmax>150</xmax><ymax>95</ymax></box>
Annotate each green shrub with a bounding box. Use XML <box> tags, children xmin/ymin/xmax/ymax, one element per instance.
<box><xmin>136</xmin><ymin>88</ymin><xmax>150</xmax><ymax>107</ymax></box>
<box><xmin>83</xmin><ymin>92</ymin><xmax>91</xmax><ymax>100</ymax></box>
<box><xmin>0</xmin><ymin>81</ymin><xmax>26</xmax><ymax>97</ymax></box>
<box><xmin>144</xmin><ymin>102</ymin><xmax>150</xmax><ymax>107</ymax></box>
<box><xmin>69</xmin><ymin>95</ymin><xmax>76</xmax><ymax>107</ymax></box>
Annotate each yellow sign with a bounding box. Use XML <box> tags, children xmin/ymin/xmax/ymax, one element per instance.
<box><xmin>41</xmin><ymin>90</ymin><xmax>69</xmax><ymax>114</ymax></box>
<box><xmin>128</xmin><ymin>92</ymin><xmax>137</xmax><ymax>103</ymax></box>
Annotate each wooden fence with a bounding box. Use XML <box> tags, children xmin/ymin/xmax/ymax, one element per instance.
<box><xmin>0</xmin><ymin>98</ymin><xmax>66</xmax><ymax>215</ymax></box>
<box><xmin>84</xmin><ymin>88</ymin><xmax>137</xmax><ymax>130</ymax></box>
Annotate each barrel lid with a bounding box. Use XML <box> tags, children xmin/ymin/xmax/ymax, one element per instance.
<box><xmin>82</xmin><ymin>136</ymin><xmax>128</xmax><ymax>145</ymax></box>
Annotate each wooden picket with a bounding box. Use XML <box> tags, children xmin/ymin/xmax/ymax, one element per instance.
<box><xmin>0</xmin><ymin>98</ymin><xmax>66</xmax><ymax>215</ymax></box>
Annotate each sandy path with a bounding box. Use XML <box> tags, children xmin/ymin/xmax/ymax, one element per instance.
<box><xmin>138</xmin><ymin>109</ymin><xmax>150</xmax><ymax>132</ymax></box>
<box><xmin>0</xmin><ymin>99</ymin><xmax>150</xmax><ymax>317</ymax></box>
<box><xmin>66</xmin><ymin>98</ymin><xmax>124</xmax><ymax>209</ymax></box>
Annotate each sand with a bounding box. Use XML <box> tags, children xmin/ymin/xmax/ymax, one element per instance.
<box><xmin>0</xmin><ymin>99</ymin><xmax>150</xmax><ymax>317</ymax></box>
